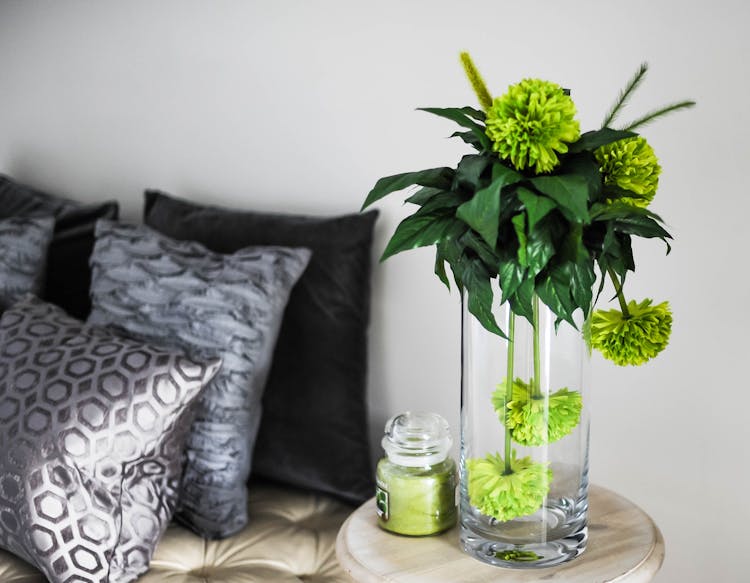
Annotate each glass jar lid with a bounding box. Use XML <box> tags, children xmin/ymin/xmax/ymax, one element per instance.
<box><xmin>382</xmin><ymin>411</ymin><xmax>452</xmax><ymax>467</ymax></box>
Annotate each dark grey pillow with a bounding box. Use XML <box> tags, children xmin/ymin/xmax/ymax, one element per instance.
<box><xmin>0</xmin><ymin>174</ymin><xmax>119</xmax><ymax>319</ymax></box>
<box><xmin>0</xmin><ymin>216</ymin><xmax>54</xmax><ymax>310</ymax></box>
<box><xmin>144</xmin><ymin>190</ymin><xmax>377</xmax><ymax>504</ymax></box>
<box><xmin>88</xmin><ymin>220</ymin><xmax>311</xmax><ymax>539</ymax></box>
<box><xmin>0</xmin><ymin>295</ymin><xmax>221</xmax><ymax>583</ymax></box>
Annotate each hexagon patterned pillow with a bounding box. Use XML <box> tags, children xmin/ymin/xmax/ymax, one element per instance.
<box><xmin>0</xmin><ymin>295</ymin><xmax>221</xmax><ymax>583</ymax></box>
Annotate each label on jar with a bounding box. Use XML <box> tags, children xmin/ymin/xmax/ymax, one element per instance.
<box><xmin>375</xmin><ymin>478</ymin><xmax>389</xmax><ymax>521</ymax></box>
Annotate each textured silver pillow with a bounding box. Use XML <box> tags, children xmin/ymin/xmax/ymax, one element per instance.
<box><xmin>0</xmin><ymin>216</ymin><xmax>54</xmax><ymax>309</ymax></box>
<box><xmin>0</xmin><ymin>295</ymin><xmax>221</xmax><ymax>583</ymax></box>
<box><xmin>88</xmin><ymin>220</ymin><xmax>311</xmax><ymax>539</ymax></box>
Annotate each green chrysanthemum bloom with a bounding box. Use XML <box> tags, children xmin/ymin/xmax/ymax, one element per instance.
<box><xmin>590</xmin><ymin>299</ymin><xmax>672</xmax><ymax>366</ymax></box>
<box><xmin>467</xmin><ymin>452</ymin><xmax>551</xmax><ymax>522</ymax></box>
<box><xmin>485</xmin><ymin>79</ymin><xmax>580</xmax><ymax>174</ymax></box>
<box><xmin>595</xmin><ymin>136</ymin><xmax>661</xmax><ymax>208</ymax></box>
<box><xmin>492</xmin><ymin>379</ymin><xmax>582</xmax><ymax>446</ymax></box>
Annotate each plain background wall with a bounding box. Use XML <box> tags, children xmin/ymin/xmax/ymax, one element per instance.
<box><xmin>0</xmin><ymin>1</ymin><xmax>747</xmax><ymax>581</ymax></box>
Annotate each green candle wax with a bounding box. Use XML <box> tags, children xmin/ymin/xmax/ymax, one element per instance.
<box><xmin>376</xmin><ymin>458</ymin><xmax>456</xmax><ymax>536</ymax></box>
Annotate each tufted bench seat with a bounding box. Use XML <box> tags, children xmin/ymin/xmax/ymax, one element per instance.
<box><xmin>0</xmin><ymin>482</ymin><xmax>354</xmax><ymax>583</ymax></box>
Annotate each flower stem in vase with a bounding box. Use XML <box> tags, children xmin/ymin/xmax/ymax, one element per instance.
<box><xmin>532</xmin><ymin>294</ymin><xmax>542</xmax><ymax>399</ymax></box>
<box><xmin>606</xmin><ymin>267</ymin><xmax>631</xmax><ymax>318</ymax></box>
<box><xmin>503</xmin><ymin>313</ymin><xmax>515</xmax><ymax>474</ymax></box>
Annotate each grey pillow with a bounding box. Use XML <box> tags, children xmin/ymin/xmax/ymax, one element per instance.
<box><xmin>143</xmin><ymin>191</ymin><xmax>377</xmax><ymax>504</ymax></box>
<box><xmin>0</xmin><ymin>174</ymin><xmax>119</xmax><ymax>319</ymax></box>
<box><xmin>88</xmin><ymin>220</ymin><xmax>311</xmax><ymax>539</ymax></box>
<box><xmin>0</xmin><ymin>216</ymin><xmax>54</xmax><ymax>310</ymax></box>
<box><xmin>0</xmin><ymin>295</ymin><xmax>221</xmax><ymax>583</ymax></box>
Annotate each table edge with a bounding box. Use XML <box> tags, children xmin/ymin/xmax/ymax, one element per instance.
<box><xmin>336</xmin><ymin>484</ymin><xmax>665</xmax><ymax>583</ymax></box>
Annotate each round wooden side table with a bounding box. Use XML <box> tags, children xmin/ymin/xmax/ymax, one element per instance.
<box><xmin>336</xmin><ymin>484</ymin><xmax>664</xmax><ymax>583</ymax></box>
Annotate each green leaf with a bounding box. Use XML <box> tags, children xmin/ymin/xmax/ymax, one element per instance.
<box><xmin>590</xmin><ymin>201</ymin><xmax>666</xmax><ymax>224</ymax></box>
<box><xmin>436</xmin><ymin>222</ymin><xmax>470</xmax><ymax>291</ymax></box>
<box><xmin>555</xmin><ymin>227</ymin><xmax>596</xmax><ymax>315</ymax></box>
<box><xmin>508</xmin><ymin>277</ymin><xmax>534</xmax><ymax>323</ymax></box>
<box><xmin>434</xmin><ymin>247</ymin><xmax>450</xmax><ymax>289</ymax></box>
<box><xmin>612</xmin><ymin>214</ymin><xmax>672</xmax><ymax>242</ymax></box>
<box><xmin>457</xmin><ymin>106</ymin><xmax>487</xmax><ymax>122</ymax></box>
<box><xmin>460</xmin><ymin>258</ymin><xmax>504</xmax><ymax>338</ymax></box>
<box><xmin>601</xmin><ymin>225</ymin><xmax>635</xmax><ymax>273</ymax></box>
<box><xmin>418</xmin><ymin>191</ymin><xmax>465</xmax><ymax>215</ymax></box>
<box><xmin>535</xmin><ymin>270</ymin><xmax>577</xmax><ymax>328</ymax></box>
<box><xmin>593</xmin><ymin>262</ymin><xmax>608</xmax><ymax>305</ymax></box>
<box><xmin>525</xmin><ymin>222</ymin><xmax>555</xmax><ymax>277</ymax></box>
<box><xmin>454</xmin><ymin>155</ymin><xmax>491</xmax><ymax>192</ymax></box>
<box><xmin>567</xmin><ymin>128</ymin><xmax>636</xmax><ymax>154</ymax></box>
<box><xmin>530</xmin><ymin>175</ymin><xmax>591</xmax><ymax>223</ymax></box>
<box><xmin>559</xmin><ymin>222</ymin><xmax>585</xmax><ymax>263</ymax></box>
<box><xmin>517</xmin><ymin>187</ymin><xmax>556</xmax><ymax>230</ymax></box>
<box><xmin>590</xmin><ymin>202</ymin><xmax>672</xmax><ymax>251</ymax></box>
<box><xmin>450</xmin><ymin>130</ymin><xmax>482</xmax><ymax>150</ymax></box>
<box><xmin>405</xmin><ymin>187</ymin><xmax>445</xmax><ymax>206</ymax></box>
<box><xmin>380</xmin><ymin>213</ymin><xmax>455</xmax><ymax>261</ymax></box>
<box><xmin>491</xmin><ymin>161</ymin><xmax>523</xmax><ymax>184</ymax></box>
<box><xmin>497</xmin><ymin>253</ymin><xmax>525</xmax><ymax>302</ymax></box>
<box><xmin>362</xmin><ymin>167</ymin><xmax>454</xmax><ymax>210</ymax></box>
<box><xmin>591</xmin><ymin>201</ymin><xmax>672</xmax><ymax>251</ymax></box>
<box><xmin>460</xmin><ymin>231</ymin><xmax>499</xmax><ymax>276</ymax></box>
<box><xmin>567</xmin><ymin>258</ymin><xmax>596</xmax><ymax>315</ymax></box>
<box><xmin>456</xmin><ymin>182</ymin><xmax>502</xmax><ymax>249</ymax></box>
<box><xmin>600</xmin><ymin>184</ymin><xmax>652</xmax><ymax>205</ymax></box>
<box><xmin>559</xmin><ymin>153</ymin><xmax>603</xmax><ymax>202</ymax></box>
<box><xmin>511</xmin><ymin>214</ymin><xmax>527</xmax><ymax>267</ymax></box>
<box><xmin>455</xmin><ymin>164</ymin><xmax>522</xmax><ymax>249</ymax></box>
<box><xmin>418</xmin><ymin>107</ymin><xmax>491</xmax><ymax>151</ymax></box>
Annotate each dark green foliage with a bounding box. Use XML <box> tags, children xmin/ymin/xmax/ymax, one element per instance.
<box><xmin>568</xmin><ymin>128</ymin><xmax>635</xmax><ymax>153</ymax></box>
<box><xmin>363</xmin><ymin>87</ymin><xmax>681</xmax><ymax>337</ymax></box>
<box><xmin>418</xmin><ymin>107</ymin><xmax>491</xmax><ymax>151</ymax></box>
<box><xmin>362</xmin><ymin>167</ymin><xmax>454</xmax><ymax>210</ymax></box>
<box><xmin>456</xmin><ymin>164</ymin><xmax>523</xmax><ymax>248</ymax></box>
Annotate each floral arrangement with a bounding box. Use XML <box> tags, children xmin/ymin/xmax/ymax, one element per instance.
<box><xmin>362</xmin><ymin>54</ymin><xmax>693</xmax><ymax>522</ymax></box>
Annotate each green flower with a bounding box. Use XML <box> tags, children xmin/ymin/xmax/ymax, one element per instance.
<box><xmin>492</xmin><ymin>379</ymin><xmax>582</xmax><ymax>446</ymax></box>
<box><xmin>485</xmin><ymin>79</ymin><xmax>580</xmax><ymax>174</ymax></box>
<box><xmin>590</xmin><ymin>299</ymin><xmax>672</xmax><ymax>366</ymax></box>
<box><xmin>467</xmin><ymin>452</ymin><xmax>551</xmax><ymax>522</ymax></box>
<box><xmin>595</xmin><ymin>136</ymin><xmax>661</xmax><ymax>207</ymax></box>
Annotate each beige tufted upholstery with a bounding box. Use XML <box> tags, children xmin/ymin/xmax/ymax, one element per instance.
<box><xmin>0</xmin><ymin>482</ymin><xmax>354</xmax><ymax>582</ymax></box>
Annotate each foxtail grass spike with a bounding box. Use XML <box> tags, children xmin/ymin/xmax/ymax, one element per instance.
<box><xmin>621</xmin><ymin>100</ymin><xmax>697</xmax><ymax>131</ymax></box>
<box><xmin>602</xmin><ymin>62</ymin><xmax>649</xmax><ymax>128</ymax></box>
<box><xmin>460</xmin><ymin>52</ymin><xmax>493</xmax><ymax>111</ymax></box>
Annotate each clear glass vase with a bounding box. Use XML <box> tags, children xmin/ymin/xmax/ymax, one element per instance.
<box><xmin>459</xmin><ymin>290</ymin><xmax>590</xmax><ymax>568</ymax></box>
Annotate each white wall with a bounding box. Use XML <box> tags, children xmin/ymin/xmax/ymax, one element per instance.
<box><xmin>0</xmin><ymin>1</ymin><xmax>747</xmax><ymax>581</ymax></box>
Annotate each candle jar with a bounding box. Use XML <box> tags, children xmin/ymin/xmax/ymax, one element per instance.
<box><xmin>375</xmin><ymin>411</ymin><xmax>457</xmax><ymax>536</ymax></box>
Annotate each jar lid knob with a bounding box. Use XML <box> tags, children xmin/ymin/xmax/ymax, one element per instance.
<box><xmin>382</xmin><ymin>411</ymin><xmax>452</xmax><ymax>467</ymax></box>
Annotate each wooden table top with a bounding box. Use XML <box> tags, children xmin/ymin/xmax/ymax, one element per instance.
<box><xmin>336</xmin><ymin>484</ymin><xmax>664</xmax><ymax>583</ymax></box>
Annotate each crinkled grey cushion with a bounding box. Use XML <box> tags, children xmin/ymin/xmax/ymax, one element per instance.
<box><xmin>0</xmin><ymin>295</ymin><xmax>221</xmax><ymax>583</ymax></box>
<box><xmin>88</xmin><ymin>220</ymin><xmax>311</xmax><ymax>539</ymax></box>
<box><xmin>143</xmin><ymin>191</ymin><xmax>377</xmax><ymax>504</ymax></box>
<box><xmin>0</xmin><ymin>216</ymin><xmax>54</xmax><ymax>310</ymax></box>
